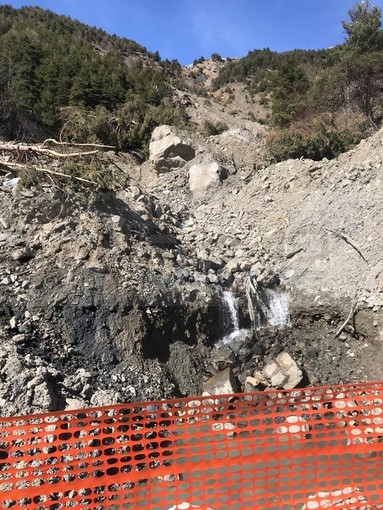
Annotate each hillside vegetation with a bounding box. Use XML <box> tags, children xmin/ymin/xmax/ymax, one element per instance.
<box><xmin>0</xmin><ymin>2</ymin><xmax>382</xmax><ymax>163</ymax></box>
<box><xmin>213</xmin><ymin>1</ymin><xmax>383</xmax><ymax>161</ymax></box>
<box><xmin>0</xmin><ymin>5</ymin><xmax>184</xmax><ymax>152</ymax></box>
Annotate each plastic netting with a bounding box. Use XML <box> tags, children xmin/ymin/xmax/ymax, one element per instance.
<box><xmin>1</xmin><ymin>382</ymin><xmax>383</xmax><ymax>510</ymax></box>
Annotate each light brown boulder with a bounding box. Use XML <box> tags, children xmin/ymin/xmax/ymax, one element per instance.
<box><xmin>149</xmin><ymin>125</ymin><xmax>195</xmax><ymax>173</ymax></box>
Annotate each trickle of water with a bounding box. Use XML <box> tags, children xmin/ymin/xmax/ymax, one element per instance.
<box><xmin>223</xmin><ymin>291</ymin><xmax>239</xmax><ymax>331</ymax></box>
<box><xmin>264</xmin><ymin>289</ymin><xmax>290</xmax><ymax>327</ymax></box>
<box><xmin>218</xmin><ymin>291</ymin><xmax>248</xmax><ymax>347</ymax></box>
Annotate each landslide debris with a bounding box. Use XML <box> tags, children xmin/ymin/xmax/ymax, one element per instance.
<box><xmin>0</xmin><ymin>122</ymin><xmax>383</xmax><ymax>417</ymax></box>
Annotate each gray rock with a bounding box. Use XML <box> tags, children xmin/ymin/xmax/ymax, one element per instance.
<box><xmin>90</xmin><ymin>389</ymin><xmax>122</xmax><ymax>407</ymax></box>
<box><xmin>11</xmin><ymin>247</ymin><xmax>33</xmax><ymax>262</ymax></box>
<box><xmin>207</xmin><ymin>273</ymin><xmax>219</xmax><ymax>284</ymax></box>
<box><xmin>149</xmin><ymin>125</ymin><xmax>195</xmax><ymax>173</ymax></box>
<box><xmin>211</xmin><ymin>346</ymin><xmax>236</xmax><ymax>371</ymax></box>
<box><xmin>189</xmin><ymin>161</ymin><xmax>225</xmax><ymax>193</ymax></box>
<box><xmin>208</xmin><ymin>256</ymin><xmax>225</xmax><ymax>269</ymax></box>
<box><xmin>226</xmin><ymin>259</ymin><xmax>240</xmax><ymax>273</ymax></box>
<box><xmin>202</xmin><ymin>367</ymin><xmax>237</xmax><ymax>395</ymax></box>
<box><xmin>111</xmin><ymin>215</ymin><xmax>126</xmax><ymax>228</ymax></box>
<box><xmin>263</xmin><ymin>352</ymin><xmax>303</xmax><ymax>389</ymax></box>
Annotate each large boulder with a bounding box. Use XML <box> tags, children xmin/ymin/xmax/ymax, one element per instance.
<box><xmin>189</xmin><ymin>160</ymin><xmax>227</xmax><ymax>194</ymax></box>
<box><xmin>149</xmin><ymin>125</ymin><xmax>195</xmax><ymax>173</ymax></box>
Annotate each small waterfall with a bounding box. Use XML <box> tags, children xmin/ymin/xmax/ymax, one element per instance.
<box><xmin>223</xmin><ymin>291</ymin><xmax>239</xmax><ymax>332</ymax></box>
<box><xmin>265</xmin><ymin>289</ymin><xmax>290</xmax><ymax>327</ymax></box>
<box><xmin>218</xmin><ymin>291</ymin><xmax>247</xmax><ymax>347</ymax></box>
<box><xmin>256</xmin><ymin>288</ymin><xmax>290</xmax><ymax>328</ymax></box>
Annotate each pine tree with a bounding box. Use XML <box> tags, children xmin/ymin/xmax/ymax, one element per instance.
<box><xmin>342</xmin><ymin>0</ymin><xmax>383</xmax><ymax>52</ymax></box>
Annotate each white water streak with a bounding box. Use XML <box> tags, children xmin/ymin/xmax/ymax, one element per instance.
<box><xmin>218</xmin><ymin>291</ymin><xmax>247</xmax><ymax>346</ymax></box>
<box><xmin>264</xmin><ymin>289</ymin><xmax>290</xmax><ymax>327</ymax></box>
<box><xmin>223</xmin><ymin>291</ymin><xmax>239</xmax><ymax>331</ymax></box>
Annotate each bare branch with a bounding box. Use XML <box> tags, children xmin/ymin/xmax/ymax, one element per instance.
<box><xmin>324</xmin><ymin>227</ymin><xmax>368</xmax><ymax>263</ymax></box>
<box><xmin>0</xmin><ymin>159</ymin><xmax>96</xmax><ymax>185</ymax></box>
<box><xmin>334</xmin><ymin>300</ymin><xmax>359</xmax><ymax>339</ymax></box>
<box><xmin>0</xmin><ymin>142</ymin><xmax>99</xmax><ymax>159</ymax></box>
<box><xmin>42</xmin><ymin>138</ymin><xmax>115</xmax><ymax>150</ymax></box>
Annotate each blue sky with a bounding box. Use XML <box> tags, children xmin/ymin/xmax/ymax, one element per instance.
<box><xmin>3</xmin><ymin>0</ymin><xmax>383</xmax><ymax>64</ymax></box>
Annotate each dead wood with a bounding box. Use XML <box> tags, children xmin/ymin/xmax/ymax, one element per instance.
<box><xmin>42</xmin><ymin>138</ymin><xmax>115</xmax><ymax>150</ymax></box>
<box><xmin>324</xmin><ymin>227</ymin><xmax>368</xmax><ymax>263</ymax></box>
<box><xmin>334</xmin><ymin>299</ymin><xmax>359</xmax><ymax>339</ymax></box>
<box><xmin>0</xmin><ymin>158</ymin><xmax>96</xmax><ymax>185</ymax></box>
<box><xmin>0</xmin><ymin>142</ymin><xmax>99</xmax><ymax>159</ymax></box>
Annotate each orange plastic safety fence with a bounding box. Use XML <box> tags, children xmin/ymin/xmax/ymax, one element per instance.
<box><xmin>1</xmin><ymin>382</ymin><xmax>383</xmax><ymax>510</ymax></box>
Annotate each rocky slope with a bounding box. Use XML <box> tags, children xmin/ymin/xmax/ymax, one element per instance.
<box><xmin>0</xmin><ymin>122</ymin><xmax>383</xmax><ymax>417</ymax></box>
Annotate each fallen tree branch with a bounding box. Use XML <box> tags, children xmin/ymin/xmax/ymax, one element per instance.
<box><xmin>33</xmin><ymin>167</ymin><xmax>96</xmax><ymax>184</ymax></box>
<box><xmin>0</xmin><ymin>159</ymin><xmax>96</xmax><ymax>185</ymax></box>
<box><xmin>324</xmin><ymin>227</ymin><xmax>368</xmax><ymax>263</ymax></box>
<box><xmin>334</xmin><ymin>299</ymin><xmax>359</xmax><ymax>339</ymax></box>
<box><xmin>42</xmin><ymin>138</ymin><xmax>115</xmax><ymax>150</ymax></box>
<box><xmin>0</xmin><ymin>142</ymin><xmax>99</xmax><ymax>159</ymax></box>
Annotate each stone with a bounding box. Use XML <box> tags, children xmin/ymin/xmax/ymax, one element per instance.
<box><xmin>211</xmin><ymin>346</ymin><xmax>236</xmax><ymax>371</ymax></box>
<box><xmin>153</xmin><ymin>203</ymin><xmax>163</xmax><ymax>218</ymax></box>
<box><xmin>216</xmin><ymin>234</ymin><xmax>229</xmax><ymax>248</ymax></box>
<box><xmin>12</xmin><ymin>334</ymin><xmax>26</xmax><ymax>344</ymax></box>
<box><xmin>65</xmin><ymin>397</ymin><xmax>86</xmax><ymax>410</ymax></box>
<box><xmin>227</xmin><ymin>237</ymin><xmax>241</xmax><ymax>248</ymax></box>
<box><xmin>252</xmin><ymin>342</ymin><xmax>266</xmax><ymax>356</ymax></box>
<box><xmin>226</xmin><ymin>259</ymin><xmax>240</xmax><ymax>273</ymax></box>
<box><xmin>110</xmin><ymin>215</ymin><xmax>126</xmax><ymax>228</ymax></box>
<box><xmin>208</xmin><ymin>256</ymin><xmax>225</xmax><ymax>270</ymax></box>
<box><xmin>90</xmin><ymin>389</ymin><xmax>121</xmax><ymax>407</ymax></box>
<box><xmin>307</xmin><ymin>348</ymin><xmax>318</xmax><ymax>359</ymax></box>
<box><xmin>189</xmin><ymin>161</ymin><xmax>225</xmax><ymax>193</ymax></box>
<box><xmin>244</xmin><ymin>374</ymin><xmax>269</xmax><ymax>392</ymax></box>
<box><xmin>11</xmin><ymin>247</ymin><xmax>33</xmax><ymax>262</ymax></box>
<box><xmin>202</xmin><ymin>367</ymin><xmax>237</xmax><ymax>396</ymax></box>
<box><xmin>9</xmin><ymin>317</ymin><xmax>17</xmax><ymax>329</ymax></box>
<box><xmin>239</xmin><ymin>261</ymin><xmax>252</xmax><ymax>272</ymax></box>
<box><xmin>207</xmin><ymin>273</ymin><xmax>218</xmax><ymax>284</ymax></box>
<box><xmin>149</xmin><ymin>125</ymin><xmax>195</xmax><ymax>173</ymax></box>
<box><xmin>263</xmin><ymin>352</ymin><xmax>303</xmax><ymax>389</ymax></box>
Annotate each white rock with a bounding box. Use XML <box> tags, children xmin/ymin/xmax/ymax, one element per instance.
<box><xmin>189</xmin><ymin>161</ymin><xmax>224</xmax><ymax>193</ymax></box>
<box><xmin>263</xmin><ymin>352</ymin><xmax>303</xmax><ymax>389</ymax></box>
<box><xmin>149</xmin><ymin>125</ymin><xmax>195</xmax><ymax>173</ymax></box>
<box><xmin>202</xmin><ymin>367</ymin><xmax>237</xmax><ymax>395</ymax></box>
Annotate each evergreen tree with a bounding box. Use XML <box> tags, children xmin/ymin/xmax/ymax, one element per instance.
<box><xmin>342</xmin><ymin>0</ymin><xmax>383</xmax><ymax>52</ymax></box>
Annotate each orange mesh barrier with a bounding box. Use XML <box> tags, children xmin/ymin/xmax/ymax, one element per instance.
<box><xmin>1</xmin><ymin>382</ymin><xmax>383</xmax><ymax>509</ymax></box>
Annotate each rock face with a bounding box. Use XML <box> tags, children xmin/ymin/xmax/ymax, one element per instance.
<box><xmin>189</xmin><ymin>160</ymin><xmax>227</xmax><ymax>193</ymax></box>
<box><xmin>149</xmin><ymin>125</ymin><xmax>195</xmax><ymax>173</ymax></box>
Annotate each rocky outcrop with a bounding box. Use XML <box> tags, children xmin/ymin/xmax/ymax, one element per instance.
<box><xmin>149</xmin><ymin>125</ymin><xmax>195</xmax><ymax>173</ymax></box>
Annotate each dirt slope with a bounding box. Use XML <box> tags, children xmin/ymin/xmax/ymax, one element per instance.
<box><xmin>0</xmin><ymin>122</ymin><xmax>383</xmax><ymax>417</ymax></box>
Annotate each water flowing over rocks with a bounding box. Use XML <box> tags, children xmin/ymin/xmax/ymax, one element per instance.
<box><xmin>1</xmin><ymin>124</ymin><xmax>383</xmax><ymax>415</ymax></box>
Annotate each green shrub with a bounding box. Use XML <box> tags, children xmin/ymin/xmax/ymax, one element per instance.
<box><xmin>202</xmin><ymin>120</ymin><xmax>228</xmax><ymax>136</ymax></box>
<box><xmin>266</xmin><ymin>113</ymin><xmax>367</xmax><ymax>161</ymax></box>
